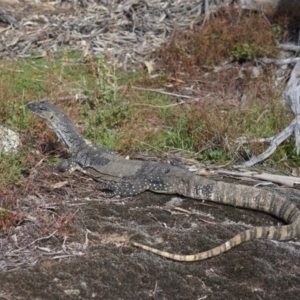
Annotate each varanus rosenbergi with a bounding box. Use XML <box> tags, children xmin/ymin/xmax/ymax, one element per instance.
<box><xmin>27</xmin><ymin>102</ymin><xmax>300</xmax><ymax>261</ymax></box>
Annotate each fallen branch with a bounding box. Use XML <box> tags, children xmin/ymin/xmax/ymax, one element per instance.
<box><xmin>0</xmin><ymin>8</ymin><xmax>20</xmax><ymax>29</ymax></box>
<box><xmin>235</xmin><ymin>118</ymin><xmax>295</xmax><ymax>168</ymax></box>
<box><xmin>8</xmin><ymin>230</ymin><xmax>58</xmax><ymax>253</ymax></box>
<box><xmin>284</xmin><ymin>60</ymin><xmax>300</xmax><ymax>106</ymax></box>
<box><xmin>132</xmin><ymin>101</ymin><xmax>186</xmax><ymax>108</ymax></box>
<box><xmin>129</xmin><ymin>86</ymin><xmax>193</xmax><ymax>99</ymax></box>
<box><xmin>200</xmin><ymin>0</ymin><xmax>209</xmax><ymax>27</ymax></box>
<box><xmin>236</xmin><ymin>61</ymin><xmax>300</xmax><ymax>168</ymax></box>
<box><xmin>216</xmin><ymin>169</ymin><xmax>300</xmax><ymax>188</ymax></box>
<box><xmin>256</xmin><ymin>57</ymin><xmax>300</xmax><ymax>65</ymax></box>
<box><xmin>235</xmin><ymin>136</ymin><xmax>274</xmax><ymax>145</ymax></box>
<box><xmin>277</xmin><ymin>44</ymin><xmax>300</xmax><ymax>52</ymax></box>
<box><xmin>39</xmin><ymin>95</ymin><xmax>91</xmax><ymax>102</ymax></box>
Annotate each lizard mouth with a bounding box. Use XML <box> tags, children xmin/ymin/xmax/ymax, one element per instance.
<box><xmin>27</xmin><ymin>102</ymin><xmax>50</xmax><ymax>119</ymax></box>
<box><xmin>27</xmin><ymin>102</ymin><xmax>41</xmax><ymax>113</ymax></box>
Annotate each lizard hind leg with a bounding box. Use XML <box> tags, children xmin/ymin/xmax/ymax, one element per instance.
<box><xmin>98</xmin><ymin>179</ymin><xmax>149</xmax><ymax>197</ymax></box>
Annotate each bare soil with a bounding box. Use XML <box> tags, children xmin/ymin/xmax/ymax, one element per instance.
<box><xmin>1</xmin><ymin>164</ymin><xmax>300</xmax><ymax>300</ymax></box>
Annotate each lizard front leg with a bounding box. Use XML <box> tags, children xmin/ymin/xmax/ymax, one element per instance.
<box><xmin>49</xmin><ymin>157</ymin><xmax>79</xmax><ymax>173</ymax></box>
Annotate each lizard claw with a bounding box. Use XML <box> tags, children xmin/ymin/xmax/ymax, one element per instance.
<box><xmin>97</xmin><ymin>183</ymin><xmax>117</xmax><ymax>197</ymax></box>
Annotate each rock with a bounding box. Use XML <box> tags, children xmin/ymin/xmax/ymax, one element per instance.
<box><xmin>0</xmin><ymin>125</ymin><xmax>20</xmax><ymax>153</ymax></box>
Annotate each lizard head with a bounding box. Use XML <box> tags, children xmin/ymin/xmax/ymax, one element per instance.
<box><xmin>27</xmin><ymin>102</ymin><xmax>58</xmax><ymax>122</ymax></box>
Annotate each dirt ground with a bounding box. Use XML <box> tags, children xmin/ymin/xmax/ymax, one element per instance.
<box><xmin>1</xmin><ymin>166</ymin><xmax>300</xmax><ymax>300</ymax></box>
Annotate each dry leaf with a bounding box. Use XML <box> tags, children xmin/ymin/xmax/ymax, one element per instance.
<box><xmin>144</xmin><ymin>61</ymin><xmax>154</xmax><ymax>74</ymax></box>
<box><xmin>51</xmin><ymin>181</ymin><xmax>68</xmax><ymax>189</ymax></box>
<box><xmin>172</xmin><ymin>206</ymin><xmax>191</xmax><ymax>214</ymax></box>
<box><xmin>169</xmin><ymin>76</ymin><xmax>185</xmax><ymax>83</ymax></box>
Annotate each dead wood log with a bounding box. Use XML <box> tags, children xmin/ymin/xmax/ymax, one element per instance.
<box><xmin>256</xmin><ymin>57</ymin><xmax>300</xmax><ymax>65</ymax></box>
<box><xmin>0</xmin><ymin>8</ymin><xmax>20</xmax><ymax>29</ymax></box>
<box><xmin>216</xmin><ymin>169</ymin><xmax>300</xmax><ymax>188</ymax></box>
<box><xmin>278</xmin><ymin>44</ymin><xmax>300</xmax><ymax>52</ymax></box>
<box><xmin>235</xmin><ymin>61</ymin><xmax>300</xmax><ymax>168</ymax></box>
<box><xmin>239</xmin><ymin>0</ymin><xmax>279</xmax><ymax>10</ymax></box>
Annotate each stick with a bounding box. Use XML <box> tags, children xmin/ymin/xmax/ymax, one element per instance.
<box><xmin>277</xmin><ymin>44</ymin><xmax>300</xmax><ymax>52</ymax></box>
<box><xmin>234</xmin><ymin>119</ymin><xmax>295</xmax><ymax>168</ymax></box>
<box><xmin>39</xmin><ymin>95</ymin><xmax>90</xmax><ymax>102</ymax></box>
<box><xmin>129</xmin><ymin>86</ymin><xmax>193</xmax><ymax>99</ymax></box>
<box><xmin>216</xmin><ymin>169</ymin><xmax>300</xmax><ymax>188</ymax></box>
<box><xmin>256</xmin><ymin>57</ymin><xmax>300</xmax><ymax>65</ymax></box>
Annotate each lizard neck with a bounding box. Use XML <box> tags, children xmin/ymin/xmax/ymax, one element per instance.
<box><xmin>45</xmin><ymin>117</ymin><xmax>87</xmax><ymax>151</ymax></box>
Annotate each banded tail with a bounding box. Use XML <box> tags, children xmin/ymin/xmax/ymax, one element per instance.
<box><xmin>133</xmin><ymin>179</ymin><xmax>300</xmax><ymax>261</ymax></box>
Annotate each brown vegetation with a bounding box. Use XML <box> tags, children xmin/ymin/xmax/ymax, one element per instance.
<box><xmin>156</xmin><ymin>8</ymin><xmax>280</xmax><ymax>78</ymax></box>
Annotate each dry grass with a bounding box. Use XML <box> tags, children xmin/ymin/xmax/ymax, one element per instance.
<box><xmin>156</xmin><ymin>8</ymin><xmax>280</xmax><ymax>78</ymax></box>
<box><xmin>0</xmin><ymin>6</ymin><xmax>298</xmax><ymax>234</ymax></box>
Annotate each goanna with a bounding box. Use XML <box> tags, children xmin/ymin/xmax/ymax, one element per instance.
<box><xmin>27</xmin><ymin>102</ymin><xmax>300</xmax><ymax>262</ymax></box>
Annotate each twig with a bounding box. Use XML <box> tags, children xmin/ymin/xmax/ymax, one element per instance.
<box><xmin>39</xmin><ymin>95</ymin><xmax>91</xmax><ymax>102</ymax></box>
<box><xmin>132</xmin><ymin>101</ymin><xmax>186</xmax><ymax>108</ymax></box>
<box><xmin>234</xmin><ymin>118</ymin><xmax>295</xmax><ymax>168</ymax></box>
<box><xmin>129</xmin><ymin>86</ymin><xmax>193</xmax><ymax>99</ymax></box>
<box><xmin>9</xmin><ymin>230</ymin><xmax>58</xmax><ymax>253</ymax></box>
<box><xmin>236</xmin><ymin>136</ymin><xmax>276</xmax><ymax>146</ymax></box>
<box><xmin>147</xmin><ymin>212</ymin><xmax>167</xmax><ymax>228</ymax></box>
<box><xmin>256</xmin><ymin>57</ymin><xmax>300</xmax><ymax>65</ymax></box>
<box><xmin>200</xmin><ymin>0</ymin><xmax>209</xmax><ymax>28</ymax></box>
<box><xmin>0</xmin><ymin>8</ymin><xmax>20</xmax><ymax>29</ymax></box>
<box><xmin>52</xmin><ymin>254</ymin><xmax>84</xmax><ymax>260</ymax></box>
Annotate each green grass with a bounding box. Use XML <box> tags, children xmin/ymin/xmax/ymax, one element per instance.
<box><xmin>0</xmin><ymin>151</ymin><xmax>30</xmax><ymax>188</ymax></box>
<box><xmin>0</xmin><ymin>45</ymin><xmax>298</xmax><ymax>190</ymax></box>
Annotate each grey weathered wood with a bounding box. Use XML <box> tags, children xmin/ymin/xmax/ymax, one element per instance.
<box><xmin>0</xmin><ymin>8</ymin><xmax>20</xmax><ymax>29</ymax></box>
<box><xmin>236</xmin><ymin>61</ymin><xmax>300</xmax><ymax>167</ymax></box>
<box><xmin>278</xmin><ymin>44</ymin><xmax>300</xmax><ymax>52</ymax></box>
